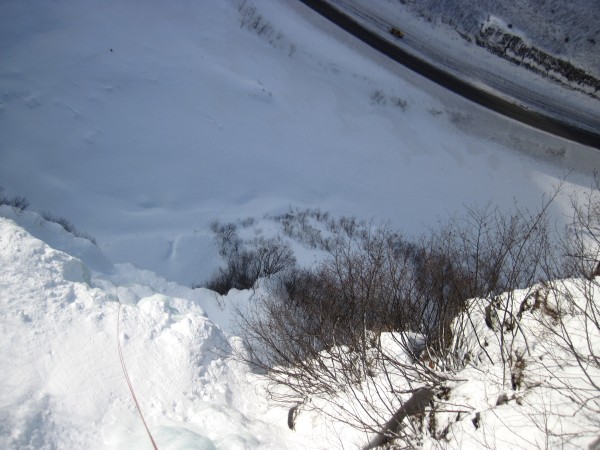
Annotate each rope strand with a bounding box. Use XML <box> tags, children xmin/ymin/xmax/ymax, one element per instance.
<box><xmin>117</xmin><ymin>302</ymin><xmax>159</xmax><ymax>450</ymax></box>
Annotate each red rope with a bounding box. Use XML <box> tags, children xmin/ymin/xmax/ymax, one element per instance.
<box><xmin>117</xmin><ymin>303</ymin><xmax>159</xmax><ymax>450</ymax></box>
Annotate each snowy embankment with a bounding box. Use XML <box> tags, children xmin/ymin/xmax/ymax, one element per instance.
<box><xmin>2</xmin><ymin>205</ymin><xmax>599</xmax><ymax>449</ymax></box>
<box><xmin>426</xmin><ymin>283</ymin><xmax>600</xmax><ymax>449</ymax></box>
<box><xmin>1</xmin><ymin>0</ymin><xmax>597</xmax><ymax>289</ymax></box>
<box><xmin>0</xmin><ymin>207</ymin><xmax>305</xmax><ymax>449</ymax></box>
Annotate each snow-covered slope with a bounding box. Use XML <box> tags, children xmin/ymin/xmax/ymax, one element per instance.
<box><xmin>0</xmin><ymin>209</ymin><xmax>305</xmax><ymax>449</ymax></box>
<box><xmin>0</xmin><ymin>0</ymin><xmax>597</xmax><ymax>287</ymax></box>
<box><xmin>2</xmin><ymin>206</ymin><xmax>599</xmax><ymax>449</ymax></box>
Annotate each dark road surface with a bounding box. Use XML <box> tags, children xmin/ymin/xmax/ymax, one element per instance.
<box><xmin>298</xmin><ymin>0</ymin><xmax>600</xmax><ymax>150</ymax></box>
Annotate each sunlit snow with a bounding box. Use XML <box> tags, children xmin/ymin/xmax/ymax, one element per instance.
<box><xmin>1</xmin><ymin>0</ymin><xmax>599</xmax><ymax>448</ymax></box>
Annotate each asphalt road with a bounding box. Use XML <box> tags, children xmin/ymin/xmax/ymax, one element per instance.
<box><xmin>297</xmin><ymin>0</ymin><xmax>600</xmax><ymax>150</ymax></box>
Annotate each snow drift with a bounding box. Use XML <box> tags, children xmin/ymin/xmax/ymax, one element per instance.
<box><xmin>1</xmin><ymin>202</ymin><xmax>600</xmax><ymax>449</ymax></box>
<box><xmin>0</xmin><ymin>208</ymin><xmax>299</xmax><ymax>449</ymax></box>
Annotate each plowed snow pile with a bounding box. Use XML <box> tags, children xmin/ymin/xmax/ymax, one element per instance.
<box><xmin>0</xmin><ymin>209</ymin><xmax>304</xmax><ymax>449</ymax></box>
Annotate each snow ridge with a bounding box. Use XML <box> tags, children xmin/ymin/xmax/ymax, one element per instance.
<box><xmin>0</xmin><ymin>211</ymin><xmax>295</xmax><ymax>449</ymax></box>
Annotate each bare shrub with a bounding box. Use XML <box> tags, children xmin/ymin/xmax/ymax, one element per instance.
<box><xmin>237</xmin><ymin>1</ymin><xmax>292</xmax><ymax>54</ymax></box>
<box><xmin>428</xmin><ymin>192</ymin><xmax>562</xmax><ymax>379</ymax></box>
<box><xmin>562</xmin><ymin>174</ymin><xmax>600</xmax><ymax>278</ymax></box>
<box><xmin>41</xmin><ymin>212</ymin><xmax>97</xmax><ymax>245</ymax></box>
<box><xmin>236</xmin><ymin>194</ymin><xmax>562</xmax><ymax>445</ymax></box>
<box><xmin>269</xmin><ymin>207</ymin><xmax>332</xmax><ymax>250</ymax></box>
<box><xmin>0</xmin><ymin>189</ymin><xmax>97</xmax><ymax>244</ymax></box>
<box><xmin>528</xmin><ymin>178</ymin><xmax>600</xmax><ymax>444</ymax></box>
<box><xmin>205</xmin><ymin>221</ymin><xmax>296</xmax><ymax>294</ymax></box>
<box><xmin>0</xmin><ymin>194</ymin><xmax>29</xmax><ymax>210</ymax></box>
<box><xmin>238</xmin><ymin>223</ymin><xmax>456</xmax><ymax>442</ymax></box>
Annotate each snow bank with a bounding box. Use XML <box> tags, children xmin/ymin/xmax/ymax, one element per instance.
<box><xmin>0</xmin><ymin>212</ymin><xmax>300</xmax><ymax>449</ymax></box>
<box><xmin>423</xmin><ymin>283</ymin><xmax>600</xmax><ymax>449</ymax></box>
<box><xmin>266</xmin><ymin>279</ymin><xmax>600</xmax><ymax>449</ymax></box>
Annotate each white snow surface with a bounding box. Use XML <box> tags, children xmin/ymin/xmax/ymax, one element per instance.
<box><xmin>2</xmin><ymin>208</ymin><xmax>599</xmax><ymax>449</ymax></box>
<box><xmin>0</xmin><ymin>210</ymin><xmax>305</xmax><ymax>449</ymax></box>
<box><xmin>0</xmin><ymin>0</ymin><xmax>598</xmax><ymax>286</ymax></box>
<box><xmin>425</xmin><ymin>283</ymin><xmax>600</xmax><ymax>449</ymax></box>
